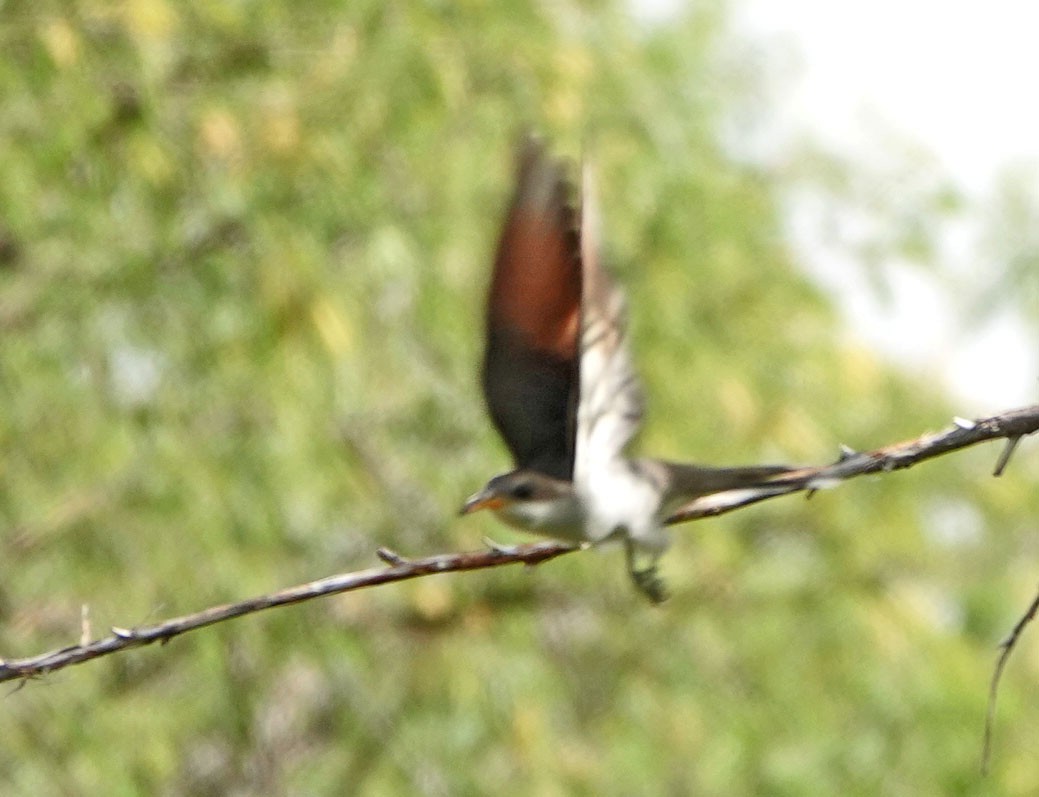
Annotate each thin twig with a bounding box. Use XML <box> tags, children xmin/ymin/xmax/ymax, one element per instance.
<box><xmin>982</xmin><ymin>586</ymin><xmax>1039</xmax><ymax>774</ymax></box>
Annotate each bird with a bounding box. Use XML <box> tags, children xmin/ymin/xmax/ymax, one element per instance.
<box><xmin>460</xmin><ymin>137</ymin><xmax>795</xmax><ymax>602</ymax></box>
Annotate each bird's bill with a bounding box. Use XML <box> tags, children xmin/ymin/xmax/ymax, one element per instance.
<box><xmin>459</xmin><ymin>487</ymin><xmax>506</xmax><ymax>516</ymax></box>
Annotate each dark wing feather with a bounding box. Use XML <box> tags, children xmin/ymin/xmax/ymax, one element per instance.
<box><xmin>481</xmin><ymin>138</ymin><xmax>581</xmax><ymax>480</ymax></box>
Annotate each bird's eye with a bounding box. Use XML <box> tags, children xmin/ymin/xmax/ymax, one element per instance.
<box><xmin>510</xmin><ymin>482</ymin><xmax>534</xmax><ymax>500</ymax></box>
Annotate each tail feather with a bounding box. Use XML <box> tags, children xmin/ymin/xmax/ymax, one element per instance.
<box><xmin>659</xmin><ymin>462</ymin><xmax>822</xmax><ymax>525</ymax></box>
<box><xmin>664</xmin><ymin>462</ymin><xmax>792</xmax><ymax>495</ymax></box>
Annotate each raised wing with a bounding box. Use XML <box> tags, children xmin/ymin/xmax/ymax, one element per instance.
<box><xmin>481</xmin><ymin>138</ymin><xmax>582</xmax><ymax>480</ymax></box>
<box><xmin>572</xmin><ymin>160</ymin><xmax>645</xmax><ymax>487</ymax></box>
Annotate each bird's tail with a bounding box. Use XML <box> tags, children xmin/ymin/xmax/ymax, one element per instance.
<box><xmin>661</xmin><ymin>462</ymin><xmax>823</xmax><ymax>525</ymax></box>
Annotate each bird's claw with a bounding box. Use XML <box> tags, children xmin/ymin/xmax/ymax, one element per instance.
<box><xmin>631</xmin><ymin>565</ymin><xmax>669</xmax><ymax>604</ymax></box>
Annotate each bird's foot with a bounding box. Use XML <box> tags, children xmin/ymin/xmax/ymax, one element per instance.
<box><xmin>630</xmin><ymin>565</ymin><xmax>669</xmax><ymax>604</ymax></box>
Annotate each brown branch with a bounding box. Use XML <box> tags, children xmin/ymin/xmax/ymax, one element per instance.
<box><xmin>0</xmin><ymin>540</ymin><xmax>577</xmax><ymax>684</ymax></box>
<box><xmin>2</xmin><ymin>403</ymin><xmax>1037</xmax><ymax>687</ymax></box>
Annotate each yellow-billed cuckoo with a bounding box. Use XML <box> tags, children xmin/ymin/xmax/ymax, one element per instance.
<box><xmin>461</xmin><ymin>137</ymin><xmax>793</xmax><ymax>602</ymax></box>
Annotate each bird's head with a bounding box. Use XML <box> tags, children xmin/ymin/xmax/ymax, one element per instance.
<box><xmin>460</xmin><ymin>469</ymin><xmax>581</xmax><ymax>534</ymax></box>
<box><xmin>460</xmin><ymin>470</ymin><xmax>544</xmax><ymax>515</ymax></box>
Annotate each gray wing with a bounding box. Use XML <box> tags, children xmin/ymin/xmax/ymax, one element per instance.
<box><xmin>572</xmin><ymin>160</ymin><xmax>645</xmax><ymax>487</ymax></box>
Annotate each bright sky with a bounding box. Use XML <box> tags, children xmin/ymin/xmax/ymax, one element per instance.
<box><xmin>637</xmin><ymin>0</ymin><xmax>1039</xmax><ymax>410</ymax></box>
<box><xmin>741</xmin><ymin>1</ymin><xmax>1039</xmax><ymax>188</ymax></box>
<box><xmin>737</xmin><ymin>0</ymin><xmax>1039</xmax><ymax>411</ymax></box>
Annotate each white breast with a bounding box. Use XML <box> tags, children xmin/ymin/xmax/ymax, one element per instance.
<box><xmin>580</xmin><ymin>461</ymin><xmax>670</xmax><ymax>554</ymax></box>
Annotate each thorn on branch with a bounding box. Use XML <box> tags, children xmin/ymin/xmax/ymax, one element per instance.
<box><xmin>993</xmin><ymin>435</ymin><xmax>1022</xmax><ymax>477</ymax></box>
<box><xmin>483</xmin><ymin>537</ymin><xmax>521</xmax><ymax>556</ymax></box>
<box><xmin>837</xmin><ymin>443</ymin><xmax>857</xmax><ymax>461</ymax></box>
<box><xmin>954</xmin><ymin>416</ymin><xmax>977</xmax><ymax>430</ymax></box>
<box><xmin>80</xmin><ymin>604</ymin><xmax>91</xmax><ymax>647</ymax></box>
<box><xmin>376</xmin><ymin>547</ymin><xmax>408</xmax><ymax>566</ymax></box>
<box><xmin>111</xmin><ymin>627</ymin><xmax>136</xmax><ymax>639</ymax></box>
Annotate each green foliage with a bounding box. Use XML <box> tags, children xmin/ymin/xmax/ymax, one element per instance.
<box><xmin>1</xmin><ymin>1</ymin><xmax>1037</xmax><ymax>794</ymax></box>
